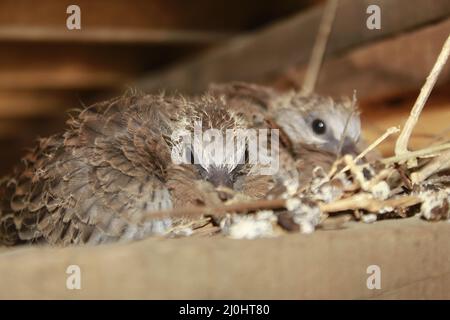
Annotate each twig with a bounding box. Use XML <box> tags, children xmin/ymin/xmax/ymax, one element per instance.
<box><xmin>136</xmin><ymin>198</ymin><xmax>287</xmax><ymax>223</ymax></box>
<box><xmin>382</xmin><ymin>142</ymin><xmax>450</xmax><ymax>164</ymax></box>
<box><xmin>411</xmin><ymin>149</ymin><xmax>450</xmax><ymax>184</ymax></box>
<box><xmin>395</xmin><ymin>34</ymin><xmax>450</xmax><ymax>156</ymax></box>
<box><xmin>138</xmin><ymin>191</ymin><xmax>422</xmax><ymax>225</ymax></box>
<box><xmin>422</xmin><ymin>175</ymin><xmax>450</xmax><ymax>185</ymax></box>
<box><xmin>319</xmin><ymin>194</ymin><xmax>421</xmax><ymax>213</ymax></box>
<box><xmin>301</xmin><ymin>0</ymin><xmax>339</xmax><ymax>96</ymax></box>
<box><xmin>337</xmin><ymin>126</ymin><xmax>400</xmax><ymax>174</ymax></box>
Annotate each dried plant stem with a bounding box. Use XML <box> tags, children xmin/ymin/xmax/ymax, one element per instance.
<box><xmin>138</xmin><ymin>198</ymin><xmax>287</xmax><ymax>223</ymax></box>
<box><xmin>301</xmin><ymin>0</ymin><xmax>339</xmax><ymax>96</ymax></box>
<box><xmin>338</xmin><ymin>126</ymin><xmax>400</xmax><ymax>174</ymax></box>
<box><xmin>319</xmin><ymin>194</ymin><xmax>421</xmax><ymax>213</ymax></box>
<box><xmin>382</xmin><ymin>142</ymin><xmax>450</xmax><ymax>164</ymax></box>
<box><xmin>411</xmin><ymin>149</ymin><xmax>450</xmax><ymax>184</ymax></box>
<box><xmin>395</xmin><ymin>35</ymin><xmax>450</xmax><ymax>156</ymax></box>
<box><xmin>140</xmin><ymin>191</ymin><xmax>422</xmax><ymax>224</ymax></box>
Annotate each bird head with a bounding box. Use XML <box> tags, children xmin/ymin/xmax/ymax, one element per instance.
<box><xmin>209</xmin><ymin>82</ymin><xmax>362</xmax><ymax>158</ymax></box>
<box><xmin>171</xmin><ymin>95</ymin><xmax>250</xmax><ymax>190</ymax></box>
<box><xmin>271</xmin><ymin>93</ymin><xmax>361</xmax><ymax>157</ymax></box>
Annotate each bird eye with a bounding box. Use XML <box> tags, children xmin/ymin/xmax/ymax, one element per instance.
<box><xmin>312</xmin><ymin>119</ymin><xmax>326</xmax><ymax>135</ymax></box>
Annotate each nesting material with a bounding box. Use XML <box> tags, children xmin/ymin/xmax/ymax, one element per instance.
<box><xmin>221</xmin><ymin>211</ymin><xmax>278</xmax><ymax>239</ymax></box>
<box><xmin>152</xmin><ymin>135</ymin><xmax>448</xmax><ymax>239</ymax></box>
<box><xmin>204</xmin><ymin>134</ymin><xmax>449</xmax><ymax>238</ymax></box>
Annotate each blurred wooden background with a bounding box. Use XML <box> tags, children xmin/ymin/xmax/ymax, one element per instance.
<box><xmin>0</xmin><ymin>0</ymin><xmax>317</xmax><ymax>175</ymax></box>
<box><xmin>0</xmin><ymin>0</ymin><xmax>449</xmax><ymax>175</ymax></box>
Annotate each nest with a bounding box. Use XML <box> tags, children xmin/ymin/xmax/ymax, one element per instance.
<box><xmin>157</xmin><ymin>139</ymin><xmax>450</xmax><ymax>239</ymax></box>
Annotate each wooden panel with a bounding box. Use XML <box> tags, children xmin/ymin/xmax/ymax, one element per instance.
<box><xmin>0</xmin><ymin>90</ymin><xmax>91</xmax><ymax>117</ymax></box>
<box><xmin>0</xmin><ymin>0</ymin><xmax>314</xmax><ymax>31</ymax></box>
<box><xmin>137</xmin><ymin>0</ymin><xmax>450</xmax><ymax>93</ymax></box>
<box><xmin>0</xmin><ymin>26</ymin><xmax>233</xmax><ymax>44</ymax></box>
<box><xmin>1</xmin><ymin>218</ymin><xmax>450</xmax><ymax>299</ymax></box>
<box><xmin>278</xmin><ymin>18</ymin><xmax>450</xmax><ymax>101</ymax></box>
<box><xmin>0</xmin><ymin>42</ymin><xmax>199</xmax><ymax>89</ymax></box>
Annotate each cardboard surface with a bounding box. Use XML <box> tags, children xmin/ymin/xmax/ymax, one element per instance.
<box><xmin>0</xmin><ymin>217</ymin><xmax>449</xmax><ymax>299</ymax></box>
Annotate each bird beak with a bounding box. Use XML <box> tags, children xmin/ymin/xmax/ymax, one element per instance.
<box><xmin>207</xmin><ymin>167</ymin><xmax>234</xmax><ymax>189</ymax></box>
<box><xmin>206</xmin><ymin>167</ymin><xmax>234</xmax><ymax>201</ymax></box>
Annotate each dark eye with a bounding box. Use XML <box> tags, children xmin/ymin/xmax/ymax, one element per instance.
<box><xmin>312</xmin><ymin>119</ymin><xmax>326</xmax><ymax>135</ymax></box>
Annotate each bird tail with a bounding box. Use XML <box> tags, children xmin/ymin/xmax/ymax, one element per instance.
<box><xmin>0</xmin><ymin>176</ymin><xmax>21</xmax><ymax>246</ymax></box>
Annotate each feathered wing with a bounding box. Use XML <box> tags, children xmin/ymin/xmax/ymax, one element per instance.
<box><xmin>0</xmin><ymin>94</ymin><xmax>179</xmax><ymax>246</ymax></box>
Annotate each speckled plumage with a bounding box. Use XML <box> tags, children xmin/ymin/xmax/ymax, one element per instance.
<box><xmin>0</xmin><ymin>92</ymin><xmax>274</xmax><ymax>246</ymax></box>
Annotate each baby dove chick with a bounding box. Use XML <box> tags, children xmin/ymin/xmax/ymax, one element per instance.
<box><xmin>0</xmin><ymin>92</ymin><xmax>275</xmax><ymax>246</ymax></box>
